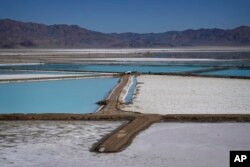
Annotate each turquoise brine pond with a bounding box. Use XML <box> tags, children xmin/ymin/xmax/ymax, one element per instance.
<box><xmin>0</xmin><ymin>78</ymin><xmax>119</xmax><ymax>114</ymax></box>
<box><xmin>0</xmin><ymin>64</ymin><xmax>207</xmax><ymax>73</ymax></box>
<box><xmin>201</xmin><ymin>68</ymin><xmax>250</xmax><ymax>77</ymax></box>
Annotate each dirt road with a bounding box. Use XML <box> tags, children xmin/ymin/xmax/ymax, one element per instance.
<box><xmin>1</xmin><ymin>74</ymin><xmax>250</xmax><ymax>153</ymax></box>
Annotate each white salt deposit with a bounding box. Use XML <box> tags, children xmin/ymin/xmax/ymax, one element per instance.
<box><xmin>123</xmin><ymin>123</ymin><xmax>250</xmax><ymax>167</ymax></box>
<box><xmin>1</xmin><ymin>121</ymin><xmax>249</xmax><ymax>167</ymax></box>
<box><xmin>0</xmin><ymin>63</ymin><xmax>43</xmax><ymax>66</ymax></box>
<box><xmin>0</xmin><ymin>121</ymin><xmax>124</xmax><ymax>167</ymax></box>
<box><xmin>0</xmin><ymin>74</ymin><xmax>78</xmax><ymax>80</ymax></box>
<box><xmin>1</xmin><ymin>47</ymin><xmax>250</xmax><ymax>55</ymax></box>
<box><xmin>122</xmin><ymin>75</ymin><xmax>250</xmax><ymax>114</ymax></box>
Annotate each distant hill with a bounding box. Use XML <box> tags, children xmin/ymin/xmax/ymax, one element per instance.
<box><xmin>0</xmin><ymin>19</ymin><xmax>250</xmax><ymax>48</ymax></box>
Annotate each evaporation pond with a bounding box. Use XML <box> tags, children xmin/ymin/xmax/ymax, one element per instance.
<box><xmin>201</xmin><ymin>68</ymin><xmax>250</xmax><ymax>77</ymax></box>
<box><xmin>0</xmin><ymin>77</ymin><xmax>118</xmax><ymax>114</ymax></box>
<box><xmin>2</xmin><ymin>64</ymin><xmax>207</xmax><ymax>73</ymax></box>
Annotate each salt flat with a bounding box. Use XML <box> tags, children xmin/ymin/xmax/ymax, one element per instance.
<box><xmin>124</xmin><ymin>123</ymin><xmax>250</xmax><ymax>167</ymax></box>
<box><xmin>1</xmin><ymin>121</ymin><xmax>249</xmax><ymax>167</ymax></box>
<box><xmin>0</xmin><ymin>74</ymin><xmax>80</xmax><ymax>80</ymax></box>
<box><xmin>1</xmin><ymin>47</ymin><xmax>250</xmax><ymax>56</ymax></box>
<box><xmin>0</xmin><ymin>121</ymin><xmax>124</xmax><ymax>167</ymax></box>
<box><xmin>0</xmin><ymin>63</ymin><xmax>43</xmax><ymax>66</ymax></box>
<box><xmin>122</xmin><ymin>75</ymin><xmax>250</xmax><ymax>114</ymax></box>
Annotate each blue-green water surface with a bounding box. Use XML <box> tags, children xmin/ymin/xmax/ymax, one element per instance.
<box><xmin>124</xmin><ymin>76</ymin><xmax>137</xmax><ymax>103</ymax></box>
<box><xmin>0</xmin><ymin>64</ymin><xmax>207</xmax><ymax>73</ymax></box>
<box><xmin>201</xmin><ymin>68</ymin><xmax>250</xmax><ymax>77</ymax></box>
<box><xmin>0</xmin><ymin>78</ymin><xmax>118</xmax><ymax>114</ymax></box>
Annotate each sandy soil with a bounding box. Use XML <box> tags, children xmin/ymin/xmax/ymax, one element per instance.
<box><xmin>122</xmin><ymin>75</ymin><xmax>250</xmax><ymax>114</ymax></box>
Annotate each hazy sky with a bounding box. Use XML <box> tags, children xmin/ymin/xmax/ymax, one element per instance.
<box><xmin>0</xmin><ymin>0</ymin><xmax>250</xmax><ymax>33</ymax></box>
